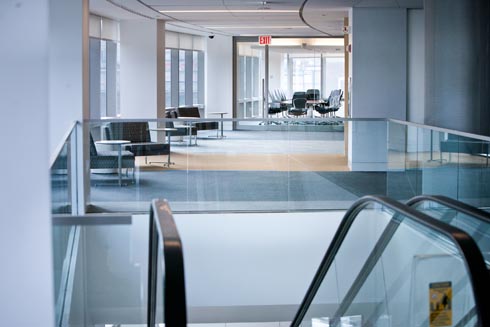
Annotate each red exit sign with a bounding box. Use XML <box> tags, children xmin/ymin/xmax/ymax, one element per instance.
<box><xmin>259</xmin><ymin>35</ymin><xmax>272</xmax><ymax>45</ymax></box>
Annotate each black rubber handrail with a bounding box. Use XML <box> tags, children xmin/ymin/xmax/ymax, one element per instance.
<box><xmin>407</xmin><ymin>195</ymin><xmax>490</xmax><ymax>225</ymax></box>
<box><xmin>407</xmin><ymin>195</ymin><xmax>490</xmax><ymax>327</ymax></box>
<box><xmin>147</xmin><ymin>199</ymin><xmax>187</xmax><ymax>327</ymax></box>
<box><xmin>290</xmin><ymin>195</ymin><xmax>490</xmax><ymax>327</ymax></box>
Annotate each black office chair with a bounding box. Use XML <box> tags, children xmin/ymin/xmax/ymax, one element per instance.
<box><xmin>289</xmin><ymin>98</ymin><xmax>308</xmax><ymax>117</ymax></box>
<box><xmin>306</xmin><ymin>89</ymin><xmax>320</xmax><ymax>101</ymax></box>
<box><xmin>292</xmin><ymin>91</ymin><xmax>306</xmax><ymax>102</ymax></box>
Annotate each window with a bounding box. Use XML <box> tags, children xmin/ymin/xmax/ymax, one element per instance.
<box><xmin>291</xmin><ymin>57</ymin><xmax>321</xmax><ymax>93</ymax></box>
<box><xmin>164</xmin><ymin>31</ymin><xmax>205</xmax><ymax>108</ymax></box>
<box><xmin>192</xmin><ymin>51</ymin><xmax>198</xmax><ymax>105</ymax></box>
<box><xmin>165</xmin><ymin>49</ymin><xmax>171</xmax><ymax>107</ymax></box>
<box><xmin>89</xmin><ymin>15</ymin><xmax>120</xmax><ymax>118</ymax></box>
<box><xmin>178</xmin><ymin>50</ymin><xmax>186</xmax><ymax>106</ymax></box>
<box><xmin>165</xmin><ymin>48</ymin><xmax>204</xmax><ymax>108</ymax></box>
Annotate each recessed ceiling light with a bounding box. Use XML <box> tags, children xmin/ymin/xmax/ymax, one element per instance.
<box><xmin>159</xmin><ymin>9</ymin><xmax>298</xmax><ymax>14</ymax></box>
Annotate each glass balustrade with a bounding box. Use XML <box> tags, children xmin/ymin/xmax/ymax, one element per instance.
<box><xmin>408</xmin><ymin>196</ymin><xmax>490</xmax><ymax>267</ymax></box>
<box><xmin>51</xmin><ymin>125</ymin><xmax>77</xmax><ymax>214</ymax></box>
<box><xmin>59</xmin><ymin>118</ymin><xmax>490</xmax><ymax>214</ymax></box>
<box><xmin>295</xmin><ymin>197</ymin><xmax>489</xmax><ymax>327</ymax></box>
<box><xmin>387</xmin><ymin>121</ymin><xmax>490</xmax><ymax>208</ymax></box>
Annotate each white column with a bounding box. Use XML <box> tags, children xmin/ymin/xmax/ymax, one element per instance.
<box><xmin>206</xmin><ymin>35</ymin><xmax>233</xmax><ymax>129</ymax></box>
<box><xmin>120</xmin><ymin>19</ymin><xmax>166</xmax><ymax>119</ymax></box>
<box><xmin>49</xmin><ymin>0</ymin><xmax>90</xmax><ymax>214</ymax></box>
<box><xmin>0</xmin><ymin>1</ymin><xmax>54</xmax><ymax>326</ymax></box>
<box><xmin>49</xmin><ymin>0</ymin><xmax>90</xmax><ymax>153</ymax></box>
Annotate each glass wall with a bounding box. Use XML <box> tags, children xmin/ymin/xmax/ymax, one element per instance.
<box><xmin>234</xmin><ymin>37</ymin><xmax>346</xmax><ymax>127</ymax></box>
<box><xmin>236</xmin><ymin>41</ymin><xmax>265</xmax><ymax>119</ymax></box>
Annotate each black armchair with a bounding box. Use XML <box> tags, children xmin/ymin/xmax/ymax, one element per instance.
<box><xmin>104</xmin><ymin>122</ymin><xmax>170</xmax><ymax>164</ymax></box>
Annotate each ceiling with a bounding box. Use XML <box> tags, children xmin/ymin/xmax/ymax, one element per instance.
<box><xmin>90</xmin><ymin>0</ymin><xmax>423</xmax><ymax>37</ymax></box>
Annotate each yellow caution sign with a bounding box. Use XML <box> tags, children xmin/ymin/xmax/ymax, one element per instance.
<box><xmin>429</xmin><ymin>281</ymin><xmax>452</xmax><ymax>327</ymax></box>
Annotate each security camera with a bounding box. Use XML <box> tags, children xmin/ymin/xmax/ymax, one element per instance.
<box><xmin>209</xmin><ymin>35</ymin><xmax>215</xmax><ymax>39</ymax></box>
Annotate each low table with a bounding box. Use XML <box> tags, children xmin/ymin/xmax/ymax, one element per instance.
<box><xmin>149</xmin><ymin>128</ymin><xmax>177</xmax><ymax>166</ymax></box>
<box><xmin>95</xmin><ymin>140</ymin><xmax>130</xmax><ymax>186</ymax></box>
<box><xmin>209</xmin><ymin>112</ymin><xmax>228</xmax><ymax>138</ymax></box>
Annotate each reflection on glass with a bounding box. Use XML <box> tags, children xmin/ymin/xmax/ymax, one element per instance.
<box><xmin>301</xmin><ymin>201</ymin><xmax>478</xmax><ymax>327</ymax></box>
<box><xmin>412</xmin><ymin>199</ymin><xmax>490</xmax><ymax>266</ymax></box>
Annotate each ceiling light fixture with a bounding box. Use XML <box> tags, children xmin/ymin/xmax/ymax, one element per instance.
<box><xmin>158</xmin><ymin>9</ymin><xmax>298</xmax><ymax>14</ymax></box>
<box><xmin>204</xmin><ymin>26</ymin><xmax>309</xmax><ymax>29</ymax></box>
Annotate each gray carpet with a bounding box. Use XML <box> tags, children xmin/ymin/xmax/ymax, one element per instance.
<box><xmin>52</xmin><ymin>166</ymin><xmax>490</xmax><ymax>213</ymax></box>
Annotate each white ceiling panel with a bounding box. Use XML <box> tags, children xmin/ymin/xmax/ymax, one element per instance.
<box><xmin>90</xmin><ymin>0</ymin><xmax>422</xmax><ymax>37</ymax></box>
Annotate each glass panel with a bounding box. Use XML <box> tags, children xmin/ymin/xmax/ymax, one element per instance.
<box><xmin>387</xmin><ymin>121</ymin><xmax>490</xmax><ymax>209</ymax></box>
<box><xmin>52</xmin><ymin>225</ymin><xmax>76</xmax><ymax>326</ymax></box>
<box><xmin>236</xmin><ymin>41</ymin><xmax>265</xmax><ymax>119</ymax></box>
<box><xmin>59</xmin><ymin>215</ymin><xmax>150</xmax><ymax>326</ymax></box>
<box><xmin>412</xmin><ymin>199</ymin><xmax>490</xmax><ymax>266</ymax></box>
<box><xmin>301</xmin><ymin>202</ymin><xmax>478</xmax><ymax>327</ymax></box>
<box><xmin>51</xmin><ymin>129</ymin><xmax>74</xmax><ymax>214</ymax></box>
<box><xmin>84</xmin><ymin>118</ymin><xmax>377</xmax><ymax>213</ymax></box>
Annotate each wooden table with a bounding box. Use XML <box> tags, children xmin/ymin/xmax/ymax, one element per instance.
<box><xmin>95</xmin><ymin>140</ymin><xmax>130</xmax><ymax>186</ymax></box>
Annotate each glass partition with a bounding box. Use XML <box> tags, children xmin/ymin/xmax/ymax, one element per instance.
<box><xmin>298</xmin><ymin>198</ymin><xmax>484</xmax><ymax>327</ymax></box>
<box><xmin>387</xmin><ymin>121</ymin><xmax>490</xmax><ymax>208</ymax></box>
<box><xmin>48</xmin><ymin>118</ymin><xmax>490</xmax><ymax>214</ymax></box>
<box><xmin>51</xmin><ymin>215</ymin><xmax>149</xmax><ymax>326</ymax></box>
<box><xmin>51</xmin><ymin>126</ymin><xmax>76</xmax><ymax>214</ymax></box>
<box><xmin>86</xmin><ymin>118</ymin><xmax>356</xmax><ymax>213</ymax></box>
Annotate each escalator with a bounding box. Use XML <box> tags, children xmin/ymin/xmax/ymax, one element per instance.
<box><xmin>291</xmin><ymin>195</ymin><xmax>490</xmax><ymax>327</ymax></box>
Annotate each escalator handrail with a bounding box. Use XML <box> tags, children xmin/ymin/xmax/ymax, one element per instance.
<box><xmin>290</xmin><ymin>195</ymin><xmax>490</xmax><ymax>327</ymax></box>
<box><xmin>148</xmin><ymin>199</ymin><xmax>187</xmax><ymax>327</ymax></box>
<box><xmin>407</xmin><ymin>195</ymin><xmax>490</xmax><ymax>224</ymax></box>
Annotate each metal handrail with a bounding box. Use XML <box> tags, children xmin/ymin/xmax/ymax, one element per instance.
<box><xmin>147</xmin><ymin>199</ymin><xmax>187</xmax><ymax>327</ymax></box>
<box><xmin>290</xmin><ymin>195</ymin><xmax>490</xmax><ymax>327</ymax></box>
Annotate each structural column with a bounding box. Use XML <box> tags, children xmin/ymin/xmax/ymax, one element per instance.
<box><xmin>120</xmin><ymin>19</ymin><xmax>166</xmax><ymax>120</ymax></box>
<box><xmin>0</xmin><ymin>1</ymin><xmax>54</xmax><ymax>325</ymax></box>
<box><xmin>424</xmin><ymin>0</ymin><xmax>490</xmax><ymax>135</ymax></box>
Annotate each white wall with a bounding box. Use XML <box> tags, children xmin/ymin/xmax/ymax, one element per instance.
<box><xmin>49</xmin><ymin>0</ymin><xmax>89</xmax><ymax>155</ymax></box>
<box><xmin>0</xmin><ymin>1</ymin><xmax>54</xmax><ymax>326</ymax></box>
<box><xmin>120</xmin><ymin>20</ymin><xmax>163</xmax><ymax>119</ymax></box>
<box><xmin>206</xmin><ymin>34</ymin><xmax>233</xmax><ymax>130</ymax></box>
<box><xmin>78</xmin><ymin>212</ymin><xmax>343</xmax><ymax>323</ymax></box>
